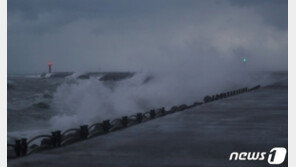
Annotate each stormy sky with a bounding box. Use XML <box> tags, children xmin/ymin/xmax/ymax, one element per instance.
<box><xmin>8</xmin><ymin>0</ymin><xmax>287</xmax><ymax>74</ymax></box>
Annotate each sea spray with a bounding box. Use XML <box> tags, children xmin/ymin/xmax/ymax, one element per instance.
<box><xmin>49</xmin><ymin>70</ymin><xmax>275</xmax><ymax>130</ymax></box>
<box><xmin>7</xmin><ymin>70</ymin><xmax>279</xmax><ymax>142</ymax></box>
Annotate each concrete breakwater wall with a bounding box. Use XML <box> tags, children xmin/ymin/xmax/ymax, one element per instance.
<box><xmin>7</xmin><ymin>85</ymin><xmax>260</xmax><ymax>159</ymax></box>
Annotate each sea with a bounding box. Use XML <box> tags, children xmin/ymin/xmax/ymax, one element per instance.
<box><xmin>7</xmin><ymin>71</ymin><xmax>287</xmax><ymax>143</ymax></box>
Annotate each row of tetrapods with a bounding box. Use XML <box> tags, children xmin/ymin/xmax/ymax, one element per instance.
<box><xmin>8</xmin><ymin>84</ymin><xmax>260</xmax><ymax>159</ymax></box>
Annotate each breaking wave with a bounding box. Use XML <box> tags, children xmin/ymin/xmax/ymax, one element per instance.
<box><xmin>49</xmin><ymin>70</ymin><xmax>276</xmax><ymax>130</ymax></box>
<box><xmin>8</xmin><ymin>70</ymin><xmax>284</xmax><ymax>141</ymax></box>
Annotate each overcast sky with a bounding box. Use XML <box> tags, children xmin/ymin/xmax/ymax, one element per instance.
<box><xmin>8</xmin><ymin>0</ymin><xmax>287</xmax><ymax>74</ymax></box>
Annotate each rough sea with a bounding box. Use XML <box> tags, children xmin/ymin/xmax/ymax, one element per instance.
<box><xmin>7</xmin><ymin>71</ymin><xmax>287</xmax><ymax>143</ymax></box>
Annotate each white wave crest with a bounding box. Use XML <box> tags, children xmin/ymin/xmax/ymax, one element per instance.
<box><xmin>49</xmin><ymin>69</ymin><xmax>274</xmax><ymax>130</ymax></box>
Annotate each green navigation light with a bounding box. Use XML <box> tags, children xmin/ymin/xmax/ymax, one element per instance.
<box><xmin>243</xmin><ymin>58</ymin><xmax>247</xmax><ymax>62</ymax></box>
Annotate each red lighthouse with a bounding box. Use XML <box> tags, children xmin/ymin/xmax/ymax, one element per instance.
<box><xmin>48</xmin><ymin>62</ymin><xmax>52</xmax><ymax>73</ymax></box>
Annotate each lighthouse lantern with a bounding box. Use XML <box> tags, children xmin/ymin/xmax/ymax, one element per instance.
<box><xmin>48</xmin><ymin>62</ymin><xmax>52</xmax><ymax>73</ymax></box>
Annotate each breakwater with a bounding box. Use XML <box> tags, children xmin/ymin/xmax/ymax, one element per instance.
<box><xmin>8</xmin><ymin>85</ymin><xmax>261</xmax><ymax>159</ymax></box>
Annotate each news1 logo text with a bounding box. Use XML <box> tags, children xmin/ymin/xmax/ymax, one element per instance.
<box><xmin>229</xmin><ymin>147</ymin><xmax>287</xmax><ymax>165</ymax></box>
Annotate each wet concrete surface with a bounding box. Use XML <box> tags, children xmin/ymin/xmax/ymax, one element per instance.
<box><xmin>8</xmin><ymin>80</ymin><xmax>287</xmax><ymax>167</ymax></box>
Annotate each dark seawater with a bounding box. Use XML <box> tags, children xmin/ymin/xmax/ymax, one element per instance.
<box><xmin>7</xmin><ymin>71</ymin><xmax>287</xmax><ymax>143</ymax></box>
<box><xmin>7</xmin><ymin>72</ymin><xmax>134</xmax><ymax>141</ymax></box>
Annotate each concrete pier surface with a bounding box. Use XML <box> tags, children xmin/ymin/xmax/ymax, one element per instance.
<box><xmin>8</xmin><ymin>80</ymin><xmax>288</xmax><ymax>167</ymax></box>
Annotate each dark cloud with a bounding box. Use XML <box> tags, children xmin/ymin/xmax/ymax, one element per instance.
<box><xmin>229</xmin><ymin>0</ymin><xmax>287</xmax><ymax>7</ymax></box>
<box><xmin>8</xmin><ymin>0</ymin><xmax>287</xmax><ymax>74</ymax></box>
<box><xmin>230</xmin><ymin>0</ymin><xmax>287</xmax><ymax>30</ymax></box>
